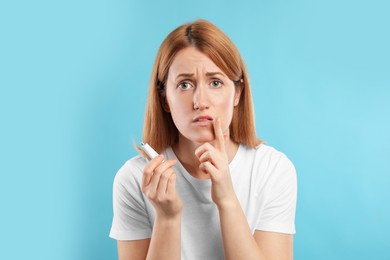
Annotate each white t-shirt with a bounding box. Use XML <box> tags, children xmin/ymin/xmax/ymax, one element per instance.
<box><xmin>109</xmin><ymin>144</ymin><xmax>297</xmax><ymax>259</ymax></box>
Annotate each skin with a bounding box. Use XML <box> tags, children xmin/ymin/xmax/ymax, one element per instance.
<box><xmin>118</xmin><ymin>47</ymin><xmax>293</xmax><ymax>260</ymax></box>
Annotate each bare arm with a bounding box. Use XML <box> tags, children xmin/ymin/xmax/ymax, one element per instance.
<box><xmin>145</xmin><ymin>214</ymin><xmax>181</xmax><ymax>260</ymax></box>
<box><xmin>117</xmin><ymin>217</ymin><xmax>182</xmax><ymax>260</ymax></box>
<box><xmin>116</xmin><ymin>217</ymin><xmax>181</xmax><ymax>260</ymax></box>
<box><xmin>117</xmin><ymin>239</ymin><xmax>150</xmax><ymax>260</ymax></box>
<box><xmin>117</xmin><ymin>213</ymin><xmax>182</xmax><ymax>260</ymax></box>
<box><xmin>218</xmin><ymin>199</ymin><xmax>293</xmax><ymax>260</ymax></box>
<box><xmin>254</xmin><ymin>231</ymin><xmax>293</xmax><ymax>260</ymax></box>
<box><xmin>217</xmin><ymin>199</ymin><xmax>264</xmax><ymax>259</ymax></box>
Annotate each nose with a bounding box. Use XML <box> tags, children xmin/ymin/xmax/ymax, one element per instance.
<box><xmin>193</xmin><ymin>86</ymin><xmax>209</xmax><ymax>110</ymax></box>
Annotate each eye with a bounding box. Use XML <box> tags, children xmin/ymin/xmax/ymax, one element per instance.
<box><xmin>210</xmin><ymin>80</ymin><xmax>222</xmax><ymax>88</ymax></box>
<box><xmin>178</xmin><ymin>81</ymin><xmax>193</xmax><ymax>90</ymax></box>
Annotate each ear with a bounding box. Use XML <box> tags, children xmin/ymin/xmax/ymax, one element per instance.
<box><xmin>234</xmin><ymin>84</ymin><xmax>243</xmax><ymax>106</ymax></box>
<box><xmin>160</xmin><ymin>95</ymin><xmax>171</xmax><ymax>112</ymax></box>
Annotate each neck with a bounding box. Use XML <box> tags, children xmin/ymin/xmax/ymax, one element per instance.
<box><xmin>172</xmin><ymin>134</ymin><xmax>239</xmax><ymax>179</ymax></box>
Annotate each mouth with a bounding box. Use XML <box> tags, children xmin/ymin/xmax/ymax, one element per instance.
<box><xmin>193</xmin><ymin>115</ymin><xmax>214</xmax><ymax>122</ymax></box>
<box><xmin>193</xmin><ymin>115</ymin><xmax>214</xmax><ymax>126</ymax></box>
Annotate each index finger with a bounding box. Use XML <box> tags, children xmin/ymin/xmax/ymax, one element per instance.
<box><xmin>213</xmin><ymin>117</ymin><xmax>226</xmax><ymax>152</ymax></box>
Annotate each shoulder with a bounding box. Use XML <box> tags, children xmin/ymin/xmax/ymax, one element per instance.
<box><xmin>239</xmin><ymin>143</ymin><xmax>294</xmax><ymax>167</ymax></box>
<box><xmin>113</xmin><ymin>155</ymin><xmax>148</xmax><ymax>191</ymax></box>
<box><xmin>256</xmin><ymin>144</ymin><xmax>295</xmax><ymax>169</ymax></box>
<box><xmin>256</xmin><ymin>144</ymin><xmax>296</xmax><ymax>190</ymax></box>
<box><xmin>237</xmin><ymin>143</ymin><xmax>296</xmax><ymax>184</ymax></box>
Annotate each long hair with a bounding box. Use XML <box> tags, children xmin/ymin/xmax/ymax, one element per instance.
<box><xmin>142</xmin><ymin>19</ymin><xmax>261</xmax><ymax>153</ymax></box>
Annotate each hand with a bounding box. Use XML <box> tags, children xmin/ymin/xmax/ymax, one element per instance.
<box><xmin>142</xmin><ymin>155</ymin><xmax>183</xmax><ymax>219</ymax></box>
<box><xmin>195</xmin><ymin>117</ymin><xmax>237</xmax><ymax>208</ymax></box>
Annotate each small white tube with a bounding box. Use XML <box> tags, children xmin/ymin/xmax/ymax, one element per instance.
<box><xmin>140</xmin><ymin>142</ymin><xmax>159</xmax><ymax>160</ymax></box>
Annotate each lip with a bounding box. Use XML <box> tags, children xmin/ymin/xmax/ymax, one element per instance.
<box><xmin>193</xmin><ymin>115</ymin><xmax>214</xmax><ymax>122</ymax></box>
<box><xmin>192</xmin><ymin>115</ymin><xmax>214</xmax><ymax>126</ymax></box>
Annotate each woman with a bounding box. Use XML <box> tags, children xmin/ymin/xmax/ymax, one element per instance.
<box><xmin>109</xmin><ymin>19</ymin><xmax>297</xmax><ymax>260</ymax></box>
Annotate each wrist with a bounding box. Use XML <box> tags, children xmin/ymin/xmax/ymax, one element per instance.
<box><xmin>155</xmin><ymin>211</ymin><xmax>183</xmax><ymax>225</ymax></box>
<box><xmin>216</xmin><ymin>196</ymin><xmax>241</xmax><ymax>212</ymax></box>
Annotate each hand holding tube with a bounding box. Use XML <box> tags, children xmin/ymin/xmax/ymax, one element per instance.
<box><xmin>141</xmin><ymin>143</ymin><xmax>182</xmax><ymax>219</ymax></box>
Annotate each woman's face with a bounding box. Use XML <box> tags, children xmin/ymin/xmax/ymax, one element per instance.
<box><xmin>164</xmin><ymin>47</ymin><xmax>241</xmax><ymax>144</ymax></box>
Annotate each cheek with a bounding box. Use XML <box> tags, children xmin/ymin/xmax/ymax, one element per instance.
<box><xmin>166</xmin><ymin>95</ymin><xmax>190</xmax><ymax>121</ymax></box>
<box><xmin>218</xmin><ymin>94</ymin><xmax>236</xmax><ymax>127</ymax></box>
<box><xmin>218</xmin><ymin>93</ymin><xmax>236</xmax><ymax>111</ymax></box>
<box><xmin>166</xmin><ymin>88</ymin><xmax>195</xmax><ymax>109</ymax></box>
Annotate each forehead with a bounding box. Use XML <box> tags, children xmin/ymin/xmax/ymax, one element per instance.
<box><xmin>168</xmin><ymin>47</ymin><xmax>223</xmax><ymax>76</ymax></box>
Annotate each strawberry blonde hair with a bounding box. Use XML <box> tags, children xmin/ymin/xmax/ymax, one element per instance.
<box><xmin>142</xmin><ymin>19</ymin><xmax>261</xmax><ymax>153</ymax></box>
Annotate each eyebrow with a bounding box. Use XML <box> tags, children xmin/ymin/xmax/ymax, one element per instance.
<box><xmin>175</xmin><ymin>72</ymin><xmax>226</xmax><ymax>80</ymax></box>
<box><xmin>176</xmin><ymin>73</ymin><xmax>194</xmax><ymax>80</ymax></box>
<box><xmin>206</xmin><ymin>72</ymin><xmax>225</xmax><ymax>77</ymax></box>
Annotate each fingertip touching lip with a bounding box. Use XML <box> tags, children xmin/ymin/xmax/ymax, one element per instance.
<box><xmin>193</xmin><ymin>115</ymin><xmax>214</xmax><ymax>122</ymax></box>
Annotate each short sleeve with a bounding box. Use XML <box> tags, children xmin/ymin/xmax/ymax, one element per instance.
<box><xmin>255</xmin><ymin>155</ymin><xmax>297</xmax><ymax>234</ymax></box>
<box><xmin>109</xmin><ymin>159</ymin><xmax>152</xmax><ymax>240</ymax></box>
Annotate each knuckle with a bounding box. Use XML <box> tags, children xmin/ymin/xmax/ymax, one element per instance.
<box><xmin>156</xmin><ymin>196</ymin><xmax>165</xmax><ymax>203</ymax></box>
<box><xmin>144</xmin><ymin>163</ymin><xmax>153</xmax><ymax>172</ymax></box>
<box><xmin>143</xmin><ymin>172</ymin><xmax>152</xmax><ymax>180</ymax></box>
<box><xmin>165</xmin><ymin>196</ymin><xmax>173</xmax><ymax>203</ymax></box>
<box><xmin>145</xmin><ymin>190</ymin><xmax>155</xmax><ymax>200</ymax></box>
<box><xmin>143</xmin><ymin>189</ymin><xmax>150</xmax><ymax>197</ymax></box>
<box><xmin>169</xmin><ymin>160</ymin><xmax>177</xmax><ymax>167</ymax></box>
<box><xmin>160</xmin><ymin>173</ymin><xmax>169</xmax><ymax>181</ymax></box>
<box><xmin>153</xmin><ymin>167</ymin><xmax>161</xmax><ymax>176</ymax></box>
<box><xmin>143</xmin><ymin>166</ymin><xmax>153</xmax><ymax>175</ymax></box>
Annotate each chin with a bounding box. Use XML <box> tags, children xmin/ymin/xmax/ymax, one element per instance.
<box><xmin>180</xmin><ymin>131</ymin><xmax>215</xmax><ymax>144</ymax></box>
<box><xmin>191</xmin><ymin>133</ymin><xmax>215</xmax><ymax>144</ymax></box>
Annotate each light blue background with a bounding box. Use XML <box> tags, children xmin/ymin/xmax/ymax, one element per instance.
<box><xmin>1</xmin><ymin>0</ymin><xmax>389</xmax><ymax>259</ymax></box>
